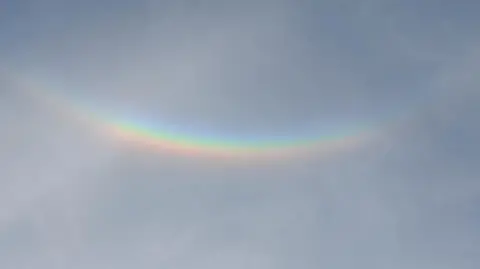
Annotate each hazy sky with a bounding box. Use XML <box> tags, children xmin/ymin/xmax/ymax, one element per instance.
<box><xmin>1</xmin><ymin>0</ymin><xmax>479</xmax><ymax>268</ymax></box>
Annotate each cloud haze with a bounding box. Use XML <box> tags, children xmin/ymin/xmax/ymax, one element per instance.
<box><xmin>1</xmin><ymin>0</ymin><xmax>479</xmax><ymax>268</ymax></box>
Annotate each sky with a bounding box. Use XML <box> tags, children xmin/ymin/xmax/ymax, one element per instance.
<box><xmin>1</xmin><ymin>0</ymin><xmax>479</xmax><ymax>268</ymax></box>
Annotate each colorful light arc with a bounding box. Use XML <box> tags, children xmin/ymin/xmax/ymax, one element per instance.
<box><xmin>16</xmin><ymin>75</ymin><xmax>375</xmax><ymax>160</ymax></box>
<box><xmin>105</xmin><ymin>116</ymin><xmax>371</xmax><ymax>159</ymax></box>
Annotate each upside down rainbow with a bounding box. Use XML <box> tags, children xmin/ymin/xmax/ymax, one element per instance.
<box><xmin>14</xmin><ymin>75</ymin><xmax>374</xmax><ymax>160</ymax></box>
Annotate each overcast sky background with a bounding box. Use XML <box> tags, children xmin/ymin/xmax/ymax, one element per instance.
<box><xmin>1</xmin><ymin>0</ymin><xmax>480</xmax><ymax>268</ymax></box>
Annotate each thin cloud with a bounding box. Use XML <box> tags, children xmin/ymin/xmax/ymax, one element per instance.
<box><xmin>0</xmin><ymin>1</ymin><xmax>479</xmax><ymax>269</ymax></box>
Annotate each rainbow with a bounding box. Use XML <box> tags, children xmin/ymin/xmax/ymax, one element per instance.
<box><xmin>14</xmin><ymin>74</ymin><xmax>375</xmax><ymax>160</ymax></box>
<box><xmin>105</xmin><ymin>116</ymin><xmax>371</xmax><ymax>160</ymax></box>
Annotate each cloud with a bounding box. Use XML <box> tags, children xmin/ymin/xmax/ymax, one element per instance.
<box><xmin>1</xmin><ymin>0</ymin><xmax>479</xmax><ymax>268</ymax></box>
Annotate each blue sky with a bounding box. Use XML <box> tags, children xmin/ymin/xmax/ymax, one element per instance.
<box><xmin>1</xmin><ymin>0</ymin><xmax>479</xmax><ymax>268</ymax></box>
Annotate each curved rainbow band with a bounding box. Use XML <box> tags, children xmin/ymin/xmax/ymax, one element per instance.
<box><xmin>13</xmin><ymin>74</ymin><xmax>374</xmax><ymax>160</ymax></box>
<box><xmin>107</xmin><ymin>119</ymin><xmax>370</xmax><ymax>159</ymax></box>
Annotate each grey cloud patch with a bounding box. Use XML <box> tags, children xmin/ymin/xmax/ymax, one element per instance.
<box><xmin>10</xmin><ymin>0</ymin><xmax>423</xmax><ymax>135</ymax></box>
<box><xmin>1</xmin><ymin>0</ymin><xmax>480</xmax><ymax>268</ymax></box>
